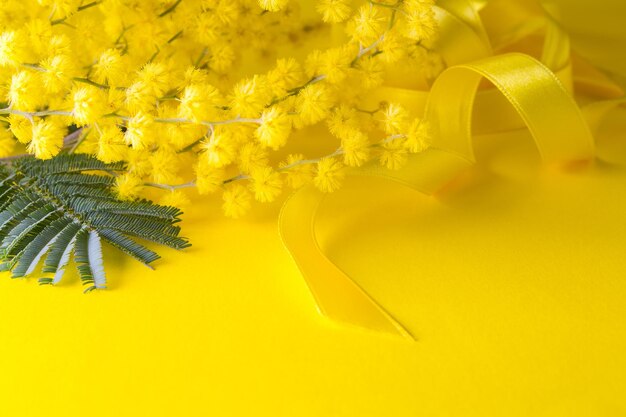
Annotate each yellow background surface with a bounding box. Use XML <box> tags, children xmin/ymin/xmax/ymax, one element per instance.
<box><xmin>1</xmin><ymin>125</ymin><xmax>625</xmax><ymax>416</ymax></box>
<box><xmin>2</xmin><ymin>0</ymin><xmax>626</xmax><ymax>415</ymax></box>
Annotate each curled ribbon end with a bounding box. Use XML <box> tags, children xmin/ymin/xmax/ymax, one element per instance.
<box><xmin>280</xmin><ymin>185</ymin><xmax>416</xmax><ymax>341</ymax></box>
<box><xmin>314</xmin><ymin>291</ymin><xmax>417</xmax><ymax>341</ymax></box>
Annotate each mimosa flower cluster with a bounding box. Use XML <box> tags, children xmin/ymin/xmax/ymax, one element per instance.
<box><xmin>0</xmin><ymin>0</ymin><xmax>439</xmax><ymax>218</ymax></box>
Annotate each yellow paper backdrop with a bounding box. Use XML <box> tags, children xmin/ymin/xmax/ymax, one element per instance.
<box><xmin>1</xmin><ymin>0</ymin><xmax>626</xmax><ymax>415</ymax></box>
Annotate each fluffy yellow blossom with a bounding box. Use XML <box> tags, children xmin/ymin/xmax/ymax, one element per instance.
<box><xmin>341</xmin><ymin>130</ymin><xmax>370</xmax><ymax>167</ymax></box>
<box><xmin>379</xmin><ymin>139</ymin><xmax>408</xmax><ymax>170</ymax></box>
<box><xmin>114</xmin><ymin>174</ymin><xmax>144</xmax><ymax>201</ymax></box>
<box><xmin>182</xmin><ymin>67</ymin><xmax>211</xmax><ymax>87</ymax></box>
<box><xmin>280</xmin><ymin>154</ymin><xmax>315</xmax><ymax>188</ymax></box>
<box><xmin>348</xmin><ymin>5</ymin><xmax>386</xmax><ymax>44</ymax></box>
<box><xmin>123</xmin><ymin>19</ymin><xmax>167</xmax><ymax>55</ymax></box>
<box><xmin>209</xmin><ymin>44</ymin><xmax>236</xmax><ymax>73</ymax></box>
<box><xmin>93</xmin><ymin>49</ymin><xmax>128</xmax><ymax>87</ymax></box>
<box><xmin>0</xmin><ymin>0</ymin><xmax>438</xmax><ymax>217</ymax></box>
<box><xmin>163</xmin><ymin>120</ymin><xmax>205</xmax><ymax>151</ymax></box>
<box><xmin>354</xmin><ymin>55</ymin><xmax>385</xmax><ymax>89</ymax></box>
<box><xmin>106</xmin><ymin>88</ymin><xmax>126</xmax><ymax>111</ymax></box>
<box><xmin>47</xmin><ymin>34</ymin><xmax>72</xmax><ymax>57</ymax></box>
<box><xmin>228</xmin><ymin>124</ymin><xmax>256</xmax><ymax>147</ymax></box>
<box><xmin>211</xmin><ymin>1</ymin><xmax>239</xmax><ymax>25</ymax></box>
<box><xmin>296</xmin><ymin>84</ymin><xmax>334</xmax><ymax>126</ymax></box>
<box><xmin>193</xmin><ymin>12</ymin><xmax>221</xmax><ymax>45</ymax></box>
<box><xmin>250</xmin><ymin>166</ymin><xmax>282</xmax><ymax>203</ymax></box>
<box><xmin>125</xmin><ymin>152</ymin><xmax>152</xmax><ymax>178</ymax></box>
<box><xmin>195</xmin><ymin>164</ymin><xmax>225</xmax><ymax>195</ymax></box>
<box><xmin>27</xmin><ymin>119</ymin><xmax>66</xmax><ymax>160</ymax></box>
<box><xmin>200</xmin><ymin>130</ymin><xmax>237</xmax><ymax>167</ymax></box>
<box><xmin>230</xmin><ymin>76</ymin><xmax>269</xmax><ymax>118</ymax></box>
<box><xmin>160</xmin><ymin>190</ymin><xmax>191</xmax><ymax>208</ymax></box>
<box><xmin>149</xmin><ymin>149</ymin><xmax>180</xmax><ymax>184</ymax></box>
<box><xmin>222</xmin><ymin>184</ymin><xmax>252</xmax><ymax>218</ymax></box>
<box><xmin>8</xmin><ymin>71</ymin><xmax>44</xmax><ymax>111</ymax></box>
<box><xmin>238</xmin><ymin>142</ymin><xmax>269</xmax><ymax>174</ymax></box>
<box><xmin>9</xmin><ymin>115</ymin><xmax>34</xmax><ymax>144</ymax></box>
<box><xmin>178</xmin><ymin>83</ymin><xmax>221</xmax><ymax>123</ymax></box>
<box><xmin>304</xmin><ymin>50</ymin><xmax>325</xmax><ymax>79</ymax></box>
<box><xmin>96</xmin><ymin>125</ymin><xmax>127</xmax><ymax>163</ymax></box>
<box><xmin>316</xmin><ymin>0</ymin><xmax>352</xmax><ymax>23</ymax></box>
<box><xmin>403</xmin><ymin>5</ymin><xmax>437</xmax><ymax>42</ymax></box>
<box><xmin>327</xmin><ymin>105</ymin><xmax>360</xmax><ymax>138</ymax></box>
<box><xmin>40</xmin><ymin>55</ymin><xmax>75</xmax><ymax>94</ymax></box>
<box><xmin>124</xmin><ymin>112</ymin><xmax>156</xmax><ymax>150</ymax></box>
<box><xmin>404</xmin><ymin>119</ymin><xmax>430</xmax><ymax>153</ymax></box>
<box><xmin>0</xmin><ymin>128</ymin><xmax>15</xmax><ymax>157</ymax></box>
<box><xmin>136</xmin><ymin>62</ymin><xmax>171</xmax><ymax>97</ymax></box>
<box><xmin>379</xmin><ymin>31</ymin><xmax>407</xmax><ymax>64</ymax></box>
<box><xmin>267</xmin><ymin>58</ymin><xmax>304</xmax><ymax>95</ymax></box>
<box><xmin>321</xmin><ymin>46</ymin><xmax>354</xmax><ymax>84</ymax></box>
<box><xmin>0</xmin><ymin>31</ymin><xmax>28</xmax><ymax>67</ymax></box>
<box><xmin>26</xmin><ymin>18</ymin><xmax>52</xmax><ymax>57</ymax></box>
<box><xmin>39</xmin><ymin>0</ymin><xmax>81</xmax><ymax>19</ymax></box>
<box><xmin>258</xmin><ymin>0</ymin><xmax>289</xmax><ymax>12</ymax></box>
<box><xmin>313</xmin><ymin>157</ymin><xmax>345</xmax><ymax>192</ymax></box>
<box><xmin>255</xmin><ymin>108</ymin><xmax>292</xmax><ymax>150</ymax></box>
<box><xmin>381</xmin><ymin>103</ymin><xmax>410</xmax><ymax>135</ymax></box>
<box><xmin>72</xmin><ymin>87</ymin><xmax>108</xmax><ymax>126</ymax></box>
<box><xmin>125</xmin><ymin>81</ymin><xmax>157</xmax><ymax>114</ymax></box>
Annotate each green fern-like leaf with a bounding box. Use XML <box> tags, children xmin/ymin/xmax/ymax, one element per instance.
<box><xmin>0</xmin><ymin>154</ymin><xmax>190</xmax><ymax>292</ymax></box>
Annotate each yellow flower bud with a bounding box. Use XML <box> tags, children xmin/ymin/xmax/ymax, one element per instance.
<box><xmin>72</xmin><ymin>86</ymin><xmax>108</xmax><ymax>126</ymax></box>
<box><xmin>255</xmin><ymin>107</ymin><xmax>292</xmax><ymax>150</ymax></box>
<box><xmin>249</xmin><ymin>166</ymin><xmax>282</xmax><ymax>203</ymax></box>
<box><xmin>8</xmin><ymin>71</ymin><xmax>44</xmax><ymax>111</ymax></box>
<box><xmin>222</xmin><ymin>184</ymin><xmax>251</xmax><ymax>219</ymax></box>
<box><xmin>316</xmin><ymin>0</ymin><xmax>352</xmax><ymax>23</ymax></box>
<box><xmin>114</xmin><ymin>174</ymin><xmax>144</xmax><ymax>201</ymax></box>
<box><xmin>313</xmin><ymin>157</ymin><xmax>345</xmax><ymax>193</ymax></box>
<box><xmin>28</xmin><ymin>119</ymin><xmax>66</xmax><ymax>160</ymax></box>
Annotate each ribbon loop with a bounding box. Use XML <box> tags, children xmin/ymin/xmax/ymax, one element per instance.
<box><xmin>281</xmin><ymin>52</ymin><xmax>596</xmax><ymax>338</ymax></box>
<box><xmin>280</xmin><ymin>0</ymin><xmax>624</xmax><ymax>338</ymax></box>
<box><xmin>428</xmin><ymin>53</ymin><xmax>594</xmax><ymax>163</ymax></box>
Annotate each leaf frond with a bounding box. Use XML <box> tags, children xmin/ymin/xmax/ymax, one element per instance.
<box><xmin>0</xmin><ymin>154</ymin><xmax>190</xmax><ymax>290</ymax></box>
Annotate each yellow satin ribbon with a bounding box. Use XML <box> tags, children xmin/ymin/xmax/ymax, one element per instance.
<box><xmin>280</xmin><ymin>0</ymin><xmax>624</xmax><ymax>338</ymax></box>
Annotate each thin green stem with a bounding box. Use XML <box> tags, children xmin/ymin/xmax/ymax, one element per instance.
<box><xmin>0</xmin><ymin>108</ymin><xmax>72</xmax><ymax>118</ymax></box>
<box><xmin>63</xmin><ymin>127</ymin><xmax>84</xmax><ymax>149</ymax></box>
<box><xmin>72</xmin><ymin>77</ymin><xmax>126</xmax><ymax>90</ymax></box>
<box><xmin>68</xmin><ymin>128</ymin><xmax>91</xmax><ymax>154</ymax></box>
<box><xmin>21</xmin><ymin>62</ymin><xmax>125</xmax><ymax>91</ymax></box>
<box><xmin>167</xmin><ymin>30</ymin><xmax>183</xmax><ymax>44</ymax></box>
<box><xmin>159</xmin><ymin>0</ymin><xmax>183</xmax><ymax>18</ymax></box>
<box><xmin>147</xmin><ymin>135</ymin><xmax>409</xmax><ymax>192</ymax></box>
<box><xmin>369</xmin><ymin>0</ymin><xmax>403</xmax><ymax>9</ymax></box>
<box><xmin>355</xmin><ymin>106</ymin><xmax>381</xmax><ymax>115</ymax></box>
<box><xmin>194</xmin><ymin>47</ymin><xmax>209</xmax><ymax>68</ymax></box>
<box><xmin>21</xmin><ymin>63</ymin><xmax>46</xmax><ymax>72</ymax></box>
<box><xmin>352</xmin><ymin>35</ymin><xmax>385</xmax><ymax>66</ymax></box>
<box><xmin>51</xmin><ymin>1</ymin><xmax>102</xmax><ymax>25</ymax></box>
<box><xmin>222</xmin><ymin>174</ymin><xmax>249</xmax><ymax>185</ymax></box>
<box><xmin>268</xmin><ymin>75</ymin><xmax>326</xmax><ymax>107</ymax></box>
<box><xmin>144</xmin><ymin>180</ymin><xmax>195</xmax><ymax>191</ymax></box>
<box><xmin>153</xmin><ymin>116</ymin><xmax>262</xmax><ymax>126</ymax></box>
